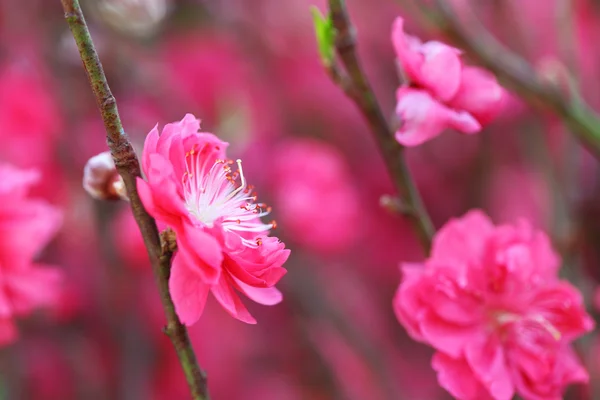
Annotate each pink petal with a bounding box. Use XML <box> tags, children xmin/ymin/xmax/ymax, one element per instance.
<box><xmin>393</xmin><ymin>263</ymin><xmax>427</xmax><ymax>341</ymax></box>
<box><xmin>431</xmin><ymin>209</ymin><xmax>494</xmax><ymax>264</ymax></box>
<box><xmin>176</xmin><ymin>223</ymin><xmax>224</xmax><ymax>284</ymax></box>
<box><xmin>211</xmin><ymin>275</ymin><xmax>256</xmax><ymax>324</ymax></box>
<box><xmin>432</xmin><ymin>352</ymin><xmax>495</xmax><ymax>400</ymax></box>
<box><xmin>449</xmin><ymin>66</ymin><xmax>505</xmax><ymax>125</ymax></box>
<box><xmin>231</xmin><ymin>276</ymin><xmax>283</xmax><ymax>306</ymax></box>
<box><xmin>419</xmin><ymin>310</ymin><xmax>484</xmax><ymax>357</ymax></box>
<box><xmin>392</xmin><ymin>17</ymin><xmax>462</xmax><ymax>101</ymax></box>
<box><xmin>465</xmin><ymin>337</ymin><xmax>514</xmax><ymax>400</ymax></box>
<box><xmin>529</xmin><ymin>282</ymin><xmax>594</xmax><ymax>340</ymax></box>
<box><xmin>141</xmin><ymin>124</ymin><xmax>159</xmax><ymax>175</ymax></box>
<box><xmin>394</xmin><ymin>88</ymin><xmax>480</xmax><ymax>147</ymax></box>
<box><xmin>419</xmin><ymin>41</ymin><xmax>463</xmax><ymax>101</ymax></box>
<box><xmin>5</xmin><ymin>265</ymin><xmax>62</xmax><ymax>314</ymax></box>
<box><xmin>169</xmin><ymin>254</ymin><xmax>210</xmax><ymax>326</ymax></box>
<box><xmin>0</xmin><ymin>200</ymin><xmax>62</xmax><ymax>267</ymax></box>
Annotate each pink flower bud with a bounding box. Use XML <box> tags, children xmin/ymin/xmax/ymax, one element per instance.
<box><xmin>83</xmin><ymin>152</ymin><xmax>127</xmax><ymax>201</ymax></box>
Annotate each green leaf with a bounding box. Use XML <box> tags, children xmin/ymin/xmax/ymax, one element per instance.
<box><xmin>310</xmin><ymin>6</ymin><xmax>336</xmax><ymax>67</ymax></box>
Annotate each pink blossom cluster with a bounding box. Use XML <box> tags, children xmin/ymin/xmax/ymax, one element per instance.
<box><xmin>137</xmin><ymin>114</ymin><xmax>289</xmax><ymax>325</ymax></box>
<box><xmin>395</xmin><ymin>211</ymin><xmax>593</xmax><ymax>399</ymax></box>
<box><xmin>1</xmin><ymin>0</ymin><xmax>600</xmax><ymax>398</ymax></box>
<box><xmin>0</xmin><ymin>164</ymin><xmax>62</xmax><ymax>345</ymax></box>
<box><xmin>392</xmin><ymin>17</ymin><xmax>505</xmax><ymax>146</ymax></box>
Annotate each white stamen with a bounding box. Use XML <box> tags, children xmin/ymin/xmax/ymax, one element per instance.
<box><xmin>182</xmin><ymin>148</ymin><xmax>274</xmax><ymax>247</ymax></box>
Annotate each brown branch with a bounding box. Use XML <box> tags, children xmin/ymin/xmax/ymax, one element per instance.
<box><xmin>59</xmin><ymin>1</ymin><xmax>209</xmax><ymax>398</ymax></box>
<box><xmin>429</xmin><ymin>0</ymin><xmax>600</xmax><ymax>159</ymax></box>
<box><xmin>326</xmin><ymin>0</ymin><xmax>435</xmax><ymax>252</ymax></box>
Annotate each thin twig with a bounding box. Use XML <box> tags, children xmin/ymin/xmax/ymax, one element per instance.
<box><xmin>59</xmin><ymin>1</ymin><xmax>209</xmax><ymax>398</ymax></box>
<box><xmin>430</xmin><ymin>0</ymin><xmax>600</xmax><ymax>159</ymax></box>
<box><xmin>326</xmin><ymin>0</ymin><xmax>435</xmax><ymax>252</ymax></box>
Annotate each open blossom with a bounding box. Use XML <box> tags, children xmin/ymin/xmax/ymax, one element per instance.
<box><xmin>0</xmin><ymin>164</ymin><xmax>63</xmax><ymax>345</ymax></box>
<box><xmin>394</xmin><ymin>210</ymin><xmax>593</xmax><ymax>400</ymax></box>
<box><xmin>137</xmin><ymin>114</ymin><xmax>289</xmax><ymax>325</ymax></box>
<box><xmin>392</xmin><ymin>17</ymin><xmax>504</xmax><ymax>146</ymax></box>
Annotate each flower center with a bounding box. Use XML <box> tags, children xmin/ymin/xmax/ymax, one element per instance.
<box><xmin>181</xmin><ymin>146</ymin><xmax>275</xmax><ymax>247</ymax></box>
<box><xmin>493</xmin><ymin>311</ymin><xmax>562</xmax><ymax>342</ymax></box>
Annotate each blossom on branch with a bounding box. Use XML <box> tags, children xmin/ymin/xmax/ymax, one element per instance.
<box><xmin>137</xmin><ymin>114</ymin><xmax>289</xmax><ymax>325</ymax></box>
<box><xmin>394</xmin><ymin>210</ymin><xmax>593</xmax><ymax>400</ymax></box>
<box><xmin>392</xmin><ymin>17</ymin><xmax>504</xmax><ymax>146</ymax></box>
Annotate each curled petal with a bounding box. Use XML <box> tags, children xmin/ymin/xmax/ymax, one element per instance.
<box><xmin>232</xmin><ymin>276</ymin><xmax>283</xmax><ymax>306</ymax></box>
<box><xmin>211</xmin><ymin>274</ymin><xmax>256</xmax><ymax>324</ymax></box>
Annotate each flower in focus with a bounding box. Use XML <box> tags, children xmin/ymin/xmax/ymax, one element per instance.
<box><xmin>392</xmin><ymin>17</ymin><xmax>504</xmax><ymax>146</ymax></box>
<box><xmin>0</xmin><ymin>164</ymin><xmax>63</xmax><ymax>345</ymax></box>
<box><xmin>394</xmin><ymin>210</ymin><xmax>593</xmax><ymax>400</ymax></box>
<box><xmin>137</xmin><ymin>114</ymin><xmax>289</xmax><ymax>325</ymax></box>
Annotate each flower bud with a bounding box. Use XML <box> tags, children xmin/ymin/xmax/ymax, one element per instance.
<box><xmin>96</xmin><ymin>0</ymin><xmax>169</xmax><ymax>38</ymax></box>
<box><xmin>83</xmin><ymin>152</ymin><xmax>128</xmax><ymax>201</ymax></box>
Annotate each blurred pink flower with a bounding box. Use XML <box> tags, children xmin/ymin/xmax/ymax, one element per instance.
<box><xmin>392</xmin><ymin>17</ymin><xmax>504</xmax><ymax>147</ymax></box>
<box><xmin>394</xmin><ymin>210</ymin><xmax>593</xmax><ymax>400</ymax></box>
<box><xmin>137</xmin><ymin>114</ymin><xmax>289</xmax><ymax>325</ymax></box>
<box><xmin>0</xmin><ymin>63</ymin><xmax>62</xmax><ymax>166</ymax></box>
<box><xmin>0</xmin><ymin>164</ymin><xmax>63</xmax><ymax>345</ymax></box>
<box><xmin>112</xmin><ymin>207</ymin><xmax>150</xmax><ymax>270</ymax></box>
<box><xmin>271</xmin><ymin>139</ymin><xmax>359</xmax><ymax>253</ymax></box>
<box><xmin>395</xmin><ymin>88</ymin><xmax>480</xmax><ymax>146</ymax></box>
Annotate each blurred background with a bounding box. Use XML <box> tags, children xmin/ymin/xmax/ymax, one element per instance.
<box><xmin>2</xmin><ymin>0</ymin><xmax>600</xmax><ymax>398</ymax></box>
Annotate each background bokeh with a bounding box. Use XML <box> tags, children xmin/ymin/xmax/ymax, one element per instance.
<box><xmin>2</xmin><ymin>0</ymin><xmax>600</xmax><ymax>399</ymax></box>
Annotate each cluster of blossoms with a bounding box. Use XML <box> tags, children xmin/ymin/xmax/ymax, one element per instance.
<box><xmin>394</xmin><ymin>211</ymin><xmax>593</xmax><ymax>400</ymax></box>
<box><xmin>137</xmin><ymin>114</ymin><xmax>289</xmax><ymax>325</ymax></box>
<box><xmin>392</xmin><ymin>17</ymin><xmax>505</xmax><ymax>146</ymax></box>
<box><xmin>0</xmin><ymin>164</ymin><xmax>62</xmax><ymax>345</ymax></box>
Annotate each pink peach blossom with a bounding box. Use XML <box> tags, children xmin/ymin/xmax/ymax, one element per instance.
<box><xmin>395</xmin><ymin>88</ymin><xmax>480</xmax><ymax>146</ymax></box>
<box><xmin>0</xmin><ymin>164</ymin><xmax>63</xmax><ymax>346</ymax></box>
<box><xmin>394</xmin><ymin>210</ymin><xmax>593</xmax><ymax>400</ymax></box>
<box><xmin>137</xmin><ymin>114</ymin><xmax>289</xmax><ymax>325</ymax></box>
<box><xmin>392</xmin><ymin>16</ymin><xmax>505</xmax><ymax>147</ymax></box>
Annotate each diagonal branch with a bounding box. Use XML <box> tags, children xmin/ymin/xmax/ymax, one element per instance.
<box><xmin>59</xmin><ymin>1</ymin><xmax>209</xmax><ymax>399</ymax></box>
<box><xmin>430</xmin><ymin>0</ymin><xmax>600</xmax><ymax>159</ymax></box>
<box><xmin>326</xmin><ymin>0</ymin><xmax>435</xmax><ymax>252</ymax></box>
